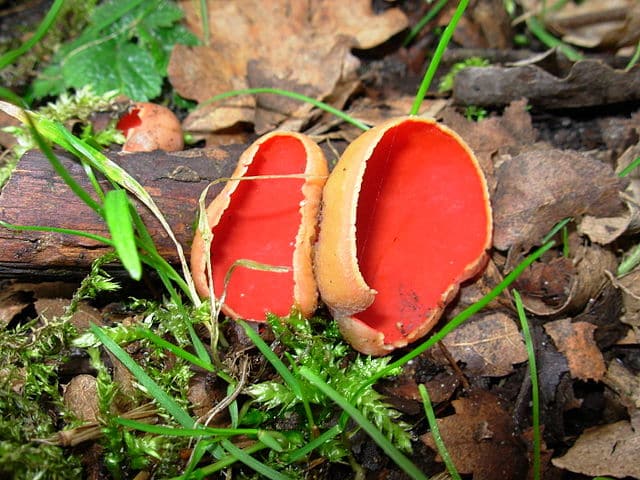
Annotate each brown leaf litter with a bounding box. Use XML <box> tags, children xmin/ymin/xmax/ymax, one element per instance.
<box><xmin>492</xmin><ymin>146</ymin><xmax>627</xmax><ymax>251</ymax></box>
<box><xmin>544</xmin><ymin>319</ymin><xmax>606</xmax><ymax>382</ymax></box>
<box><xmin>552</xmin><ymin>412</ymin><xmax>640</xmax><ymax>478</ymax></box>
<box><xmin>420</xmin><ymin>390</ymin><xmax>528</xmax><ymax>480</ymax></box>
<box><xmin>431</xmin><ymin>312</ymin><xmax>527</xmax><ymax>377</ymax></box>
<box><xmin>168</xmin><ymin>0</ymin><xmax>407</xmax><ymax>139</ymax></box>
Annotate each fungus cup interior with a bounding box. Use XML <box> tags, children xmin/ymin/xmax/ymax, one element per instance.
<box><xmin>355</xmin><ymin>120</ymin><xmax>490</xmax><ymax>344</ymax></box>
<box><xmin>209</xmin><ymin>135</ymin><xmax>307</xmax><ymax>320</ymax></box>
<box><xmin>116</xmin><ymin>108</ymin><xmax>141</xmax><ymax>134</ymax></box>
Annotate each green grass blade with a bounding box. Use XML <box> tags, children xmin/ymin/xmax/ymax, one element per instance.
<box><xmin>625</xmin><ymin>41</ymin><xmax>640</xmax><ymax>71</ymax></box>
<box><xmin>182</xmin><ymin>441</ymin><xmax>269</xmax><ymax>479</ymax></box>
<box><xmin>419</xmin><ymin>384</ymin><xmax>461</xmax><ymax>479</ymax></box>
<box><xmin>136</xmin><ymin>327</ymin><xmax>214</xmax><ymax>372</ymax></box>
<box><xmin>525</xmin><ymin>16</ymin><xmax>583</xmax><ymax>62</ymax></box>
<box><xmin>116</xmin><ymin>417</ymin><xmax>258</xmax><ymax>437</ymax></box>
<box><xmin>299</xmin><ymin>367</ymin><xmax>427</xmax><ymax>480</ymax></box>
<box><xmin>0</xmin><ymin>0</ymin><xmax>64</xmax><ymax>70</ymax></box>
<box><xmin>541</xmin><ymin>217</ymin><xmax>573</xmax><ymax>244</ymax></box>
<box><xmin>20</xmin><ymin>109</ymin><xmax>104</xmax><ymax>214</ymax></box>
<box><xmin>89</xmin><ymin>323</ymin><xmax>195</xmax><ymax>428</ymax></box>
<box><xmin>238</xmin><ymin>319</ymin><xmax>315</xmax><ymax>432</ymax></box>
<box><xmin>410</xmin><ymin>0</ymin><xmax>469</xmax><ymax>115</ymax></box>
<box><xmin>221</xmin><ymin>439</ymin><xmax>293</xmax><ymax>480</ymax></box>
<box><xmin>403</xmin><ymin>0</ymin><xmax>449</xmax><ymax>46</ymax></box>
<box><xmin>127</xmin><ymin>204</ymin><xmax>191</xmax><ymax>301</ymax></box>
<box><xmin>617</xmin><ymin>155</ymin><xmax>640</xmax><ymax>178</ymax></box>
<box><xmin>617</xmin><ymin>156</ymin><xmax>640</xmax><ymax>276</ymax></box>
<box><xmin>199</xmin><ymin>0</ymin><xmax>210</xmax><ymax>45</ymax></box>
<box><xmin>285</xmin><ymin>424</ymin><xmax>342</xmax><ymax>463</ymax></box>
<box><xmin>512</xmin><ymin>289</ymin><xmax>541</xmax><ymax>480</ymax></box>
<box><xmin>200</xmin><ymin>87</ymin><xmax>369</xmax><ymax>131</ymax></box>
<box><xmin>0</xmin><ymin>220</ymin><xmax>112</xmax><ymax>245</ymax></box>
<box><xmin>80</xmin><ymin>160</ymin><xmax>106</xmax><ymax>202</ymax></box>
<box><xmin>0</xmin><ymin>87</ymin><xmax>27</xmax><ymax>107</ymax></box>
<box><xmin>238</xmin><ymin>320</ymin><xmax>300</xmax><ymax>391</ymax></box>
<box><xmin>187</xmin><ymin>321</ymin><xmax>213</xmax><ymax>367</ymax></box>
<box><xmin>104</xmin><ymin>189</ymin><xmax>142</xmax><ymax>280</ymax></box>
<box><xmin>227</xmin><ymin>382</ymin><xmax>240</xmax><ymax>429</ymax></box>
<box><xmin>618</xmin><ymin>245</ymin><xmax>640</xmax><ymax>276</ymax></box>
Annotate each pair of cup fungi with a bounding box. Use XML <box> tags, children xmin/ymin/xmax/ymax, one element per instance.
<box><xmin>191</xmin><ymin>116</ymin><xmax>492</xmax><ymax>356</ymax></box>
<box><xmin>118</xmin><ymin>104</ymin><xmax>493</xmax><ymax>356</ymax></box>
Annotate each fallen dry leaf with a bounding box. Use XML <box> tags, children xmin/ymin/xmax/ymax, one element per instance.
<box><xmin>439</xmin><ymin>99</ymin><xmax>538</xmax><ymax>191</ymax></box>
<box><xmin>433</xmin><ymin>313</ymin><xmax>528</xmax><ymax>377</ymax></box>
<box><xmin>383</xmin><ymin>370</ymin><xmax>461</xmax><ymax>406</ymax></box>
<box><xmin>514</xmin><ymin>255</ymin><xmax>575</xmax><ymax>313</ymax></box>
<box><xmin>454</xmin><ymin>60</ymin><xmax>640</xmax><ymax>109</ymax></box>
<box><xmin>580</xmin><ymin>143</ymin><xmax>640</xmax><ymax>243</ymax></box>
<box><xmin>545</xmin><ymin>0</ymin><xmax>640</xmax><ymax>49</ymax></box>
<box><xmin>515</xmin><ymin>244</ymin><xmax>617</xmax><ymax>316</ymax></box>
<box><xmin>603</xmin><ymin>359</ymin><xmax>640</xmax><ymax>410</ymax></box>
<box><xmin>544</xmin><ymin>319</ymin><xmax>606</xmax><ymax>382</ymax></box>
<box><xmin>552</xmin><ymin>414</ymin><xmax>640</xmax><ymax>478</ymax></box>
<box><xmin>616</xmin><ymin>267</ymin><xmax>640</xmax><ymax>333</ymax></box>
<box><xmin>169</xmin><ymin>0</ymin><xmax>407</xmax><ymax>135</ymax></box>
<box><xmin>470</xmin><ymin>0</ymin><xmax>513</xmax><ymax>49</ymax></box>
<box><xmin>492</xmin><ymin>147</ymin><xmax>626</xmax><ymax>250</ymax></box>
<box><xmin>442</xmin><ymin>0</ymin><xmax>512</xmax><ymax>49</ymax></box>
<box><xmin>421</xmin><ymin>390</ymin><xmax>528</xmax><ymax>480</ymax></box>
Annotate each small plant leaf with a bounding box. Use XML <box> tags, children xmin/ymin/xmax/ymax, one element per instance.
<box><xmin>104</xmin><ymin>189</ymin><xmax>142</xmax><ymax>280</ymax></box>
<box><xmin>63</xmin><ymin>40</ymin><xmax>162</xmax><ymax>101</ymax></box>
<box><xmin>30</xmin><ymin>0</ymin><xmax>197</xmax><ymax>101</ymax></box>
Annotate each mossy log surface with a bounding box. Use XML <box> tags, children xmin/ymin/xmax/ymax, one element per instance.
<box><xmin>0</xmin><ymin>146</ymin><xmax>245</xmax><ymax>279</ymax></box>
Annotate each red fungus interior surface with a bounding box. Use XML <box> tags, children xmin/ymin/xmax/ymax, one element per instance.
<box><xmin>116</xmin><ymin>108</ymin><xmax>141</xmax><ymax>134</ymax></box>
<box><xmin>355</xmin><ymin>121</ymin><xmax>490</xmax><ymax>344</ymax></box>
<box><xmin>210</xmin><ymin>135</ymin><xmax>306</xmax><ymax>320</ymax></box>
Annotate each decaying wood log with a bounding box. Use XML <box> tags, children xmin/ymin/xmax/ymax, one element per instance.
<box><xmin>0</xmin><ymin>146</ymin><xmax>246</xmax><ymax>279</ymax></box>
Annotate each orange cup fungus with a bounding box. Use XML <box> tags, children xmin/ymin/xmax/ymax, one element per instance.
<box><xmin>117</xmin><ymin>102</ymin><xmax>184</xmax><ymax>153</ymax></box>
<box><xmin>314</xmin><ymin>116</ymin><xmax>492</xmax><ymax>355</ymax></box>
<box><xmin>190</xmin><ymin>132</ymin><xmax>328</xmax><ymax>321</ymax></box>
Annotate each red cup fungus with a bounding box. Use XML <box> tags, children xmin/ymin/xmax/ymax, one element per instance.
<box><xmin>117</xmin><ymin>102</ymin><xmax>184</xmax><ymax>153</ymax></box>
<box><xmin>314</xmin><ymin>116</ymin><xmax>492</xmax><ymax>356</ymax></box>
<box><xmin>190</xmin><ymin>131</ymin><xmax>328</xmax><ymax>321</ymax></box>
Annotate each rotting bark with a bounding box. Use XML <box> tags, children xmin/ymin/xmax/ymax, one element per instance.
<box><xmin>0</xmin><ymin>146</ymin><xmax>245</xmax><ymax>279</ymax></box>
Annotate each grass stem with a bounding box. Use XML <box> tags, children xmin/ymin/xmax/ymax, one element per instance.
<box><xmin>410</xmin><ymin>0</ymin><xmax>469</xmax><ymax>115</ymax></box>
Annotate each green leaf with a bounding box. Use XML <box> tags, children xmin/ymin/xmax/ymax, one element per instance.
<box><xmin>104</xmin><ymin>189</ymin><xmax>142</xmax><ymax>280</ymax></box>
<box><xmin>63</xmin><ymin>40</ymin><xmax>162</xmax><ymax>101</ymax></box>
<box><xmin>142</xmin><ymin>1</ymin><xmax>185</xmax><ymax>28</ymax></box>
<box><xmin>30</xmin><ymin>0</ymin><xmax>196</xmax><ymax>101</ymax></box>
<box><xmin>90</xmin><ymin>0</ymin><xmax>145</xmax><ymax>34</ymax></box>
<box><xmin>117</xmin><ymin>42</ymin><xmax>163</xmax><ymax>100</ymax></box>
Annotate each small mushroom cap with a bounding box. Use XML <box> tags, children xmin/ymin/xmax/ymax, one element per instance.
<box><xmin>315</xmin><ymin>116</ymin><xmax>492</xmax><ymax>355</ymax></box>
<box><xmin>117</xmin><ymin>102</ymin><xmax>184</xmax><ymax>153</ymax></box>
<box><xmin>190</xmin><ymin>131</ymin><xmax>328</xmax><ymax>321</ymax></box>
